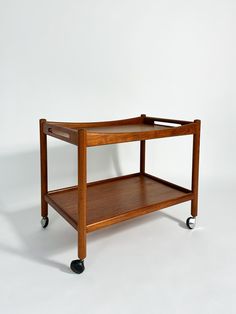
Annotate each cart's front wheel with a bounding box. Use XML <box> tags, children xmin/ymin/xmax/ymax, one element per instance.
<box><xmin>186</xmin><ymin>216</ymin><xmax>196</xmax><ymax>229</ymax></box>
<box><xmin>41</xmin><ymin>217</ymin><xmax>49</xmax><ymax>228</ymax></box>
<box><xmin>70</xmin><ymin>259</ymin><xmax>85</xmax><ymax>274</ymax></box>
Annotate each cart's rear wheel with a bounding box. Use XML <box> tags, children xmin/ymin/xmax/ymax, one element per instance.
<box><xmin>70</xmin><ymin>259</ymin><xmax>85</xmax><ymax>274</ymax></box>
<box><xmin>186</xmin><ymin>216</ymin><xmax>196</xmax><ymax>229</ymax></box>
<box><xmin>41</xmin><ymin>217</ymin><xmax>49</xmax><ymax>228</ymax></box>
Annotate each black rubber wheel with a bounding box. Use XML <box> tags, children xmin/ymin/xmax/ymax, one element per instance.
<box><xmin>70</xmin><ymin>259</ymin><xmax>85</xmax><ymax>274</ymax></box>
<box><xmin>41</xmin><ymin>217</ymin><xmax>49</xmax><ymax>228</ymax></box>
<box><xmin>186</xmin><ymin>216</ymin><xmax>196</xmax><ymax>229</ymax></box>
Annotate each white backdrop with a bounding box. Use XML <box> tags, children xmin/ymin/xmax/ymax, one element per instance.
<box><xmin>0</xmin><ymin>1</ymin><xmax>236</xmax><ymax>313</ymax></box>
<box><xmin>1</xmin><ymin>0</ymin><xmax>235</xmax><ymax>209</ymax></box>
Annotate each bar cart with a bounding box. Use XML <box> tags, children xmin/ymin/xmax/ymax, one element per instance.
<box><xmin>39</xmin><ymin>114</ymin><xmax>201</xmax><ymax>274</ymax></box>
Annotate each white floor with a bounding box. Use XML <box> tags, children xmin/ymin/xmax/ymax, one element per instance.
<box><xmin>1</xmin><ymin>180</ymin><xmax>235</xmax><ymax>314</ymax></box>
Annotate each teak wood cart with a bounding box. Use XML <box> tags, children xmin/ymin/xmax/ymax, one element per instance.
<box><xmin>39</xmin><ymin>115</ymin><xmax>201</xmax><ymax>274</ymax></box>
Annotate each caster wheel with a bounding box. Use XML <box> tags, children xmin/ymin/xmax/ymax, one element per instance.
<box><xmin>186</xmin><ymin>216</ymin><xmax>196</xmax><ymax>229</ymax></box>
<box><xmin>70</xmin><ymin>259</ymin><xmax>85</xmax><ymax>274</ymax></box>
<box><xmin>41</xmin><ymin>217</ymin><xmax>49</xmax><ymax>228</ymax></box>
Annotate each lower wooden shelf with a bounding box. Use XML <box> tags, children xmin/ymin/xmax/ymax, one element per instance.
<box><xmin>45</xmin><ymin>173</ymin><xmax>193</xmax><ymax>233</ymax></box>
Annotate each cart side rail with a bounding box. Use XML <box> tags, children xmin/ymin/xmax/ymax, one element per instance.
<box><xmin>86</xmin><ymin>122</ymin><xmax>197</xmax><ymax>146</ymax></box>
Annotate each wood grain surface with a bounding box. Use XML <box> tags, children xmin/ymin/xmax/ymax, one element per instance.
<box><xmin>45</xmin><ymin>173</ymin><xmax>193</xmax><ymax>233</ymax></box>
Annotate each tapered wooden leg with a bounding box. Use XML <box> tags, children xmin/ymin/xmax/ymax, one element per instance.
<box><xmin>191</xmin><ymin>120</ymin><xmax>201</xmax><ymax>217</ymax></box>
<box><xmin>77</xmin><ymin>129</ymin><xmax>87</xmax><ymax>261</ymax></box>
<box><xmin>39</xmin><ymin>119</ymin><xmax>48</xmax><ymax>218</ymax></box>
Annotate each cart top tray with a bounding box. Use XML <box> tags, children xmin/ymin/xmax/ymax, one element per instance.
<box><xmin>42</xmin><ymin>115</ymin><xmax>199</xmax><ymax>146</ymax></box>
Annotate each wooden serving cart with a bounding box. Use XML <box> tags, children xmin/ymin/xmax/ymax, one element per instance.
<box><xmin>39</xmin><ymin>114</ymin><xmax>201</xmax><ymax>274</ymax></box>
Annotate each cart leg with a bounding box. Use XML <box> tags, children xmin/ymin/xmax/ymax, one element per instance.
<box><xmin>39</xmin><ymin>119</ymin><xmax>49</xmax><ymax>228</ymax></box>
<box><xmin>140</xmin><ymin>114</ymin><xmax>146</xmax><ymax>174</ymax></box>
<box><xmin>187</xmin><ymin>120</ymin><xmax>201</xmax><ymax>229</ymax></box>
<box><xmin>140</xmin><ymin>140</ymin><xmax>146</xmax><ymax>174</ymax></box>
<box><xmin>70</xmin><ymin>129</ymin><xmax>87</xmax><ymax>274</ymax></box>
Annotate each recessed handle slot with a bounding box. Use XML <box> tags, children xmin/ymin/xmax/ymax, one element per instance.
<box><xmin>48</xmin><ymin>127</ymin><xmax>70</xmax><ymax>139</ymax></box>
<box><xmin>153</xmin><ymin>121</ymin><xmax>180</xmax><ymax>128</ymax></box>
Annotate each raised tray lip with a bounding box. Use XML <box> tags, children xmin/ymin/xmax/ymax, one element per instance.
<box><xmin>46</xmin><ymin>116</ymin><xmax>143</xmax><ymax>128</ymax></box>
<box><xmin>46</xmin><ymin>115</ymin><xmax>194</xmax><ymax>128</ymax></box>
<box><xmin>41</xmin><ymin>116</ymin><xmax>200</xmax><ymax>146</ymax></box>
